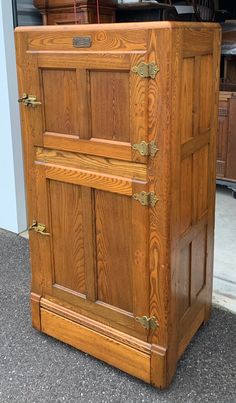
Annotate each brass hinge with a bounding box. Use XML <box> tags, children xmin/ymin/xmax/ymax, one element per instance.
<box><xmin>29</xmin><ymin>220</ymin><xmax>50</xmax><ymax>236</ymax></box>
<box><xmin>18</xmin><ymin>93</ymin><xmax>42</xmax><ymax>108</ymax></box>
<box><xmin>131</xmin><ymin>62</ymin><xmax>159</xmax><ymax>79</ymax></box>
<box><xmin>135</xmin><ymin>316</ymin><xmax>159</xmax><ymax>330</ymax></box>
<box><xmin>132</xmin><ymin>191</ymin><xmax>158</xmax><ymax>207</ymax></box>
<box><xmin>132</xmin><ymin>140</ymin><xmax>159</xmax><ymax>157</ymax></box>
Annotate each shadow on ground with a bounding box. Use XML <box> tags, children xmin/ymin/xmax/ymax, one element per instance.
<box><xmin>0</xmin><ymin>229</ymin><xmax>235</xmax><ymax>403</ymax></box>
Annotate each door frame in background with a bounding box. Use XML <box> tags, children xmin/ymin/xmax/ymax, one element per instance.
<box><xmin>0</xmin><ymin>0</ymin><xmax>26</xmax><ymax>233</ymax></box>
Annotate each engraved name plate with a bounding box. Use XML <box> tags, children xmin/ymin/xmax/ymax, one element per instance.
<box><xmin>73</xmin><ymin>36</ymin><xmax>92</xmax><ymax>48</ymax></box>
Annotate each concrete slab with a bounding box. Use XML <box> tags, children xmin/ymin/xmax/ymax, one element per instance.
<box><xmin>213</xmin><ymin>185</ymin><xmax>236</xmax><ymax>313</ymax></box>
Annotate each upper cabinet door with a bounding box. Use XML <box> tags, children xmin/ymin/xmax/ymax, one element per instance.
<box><xmin>18</xmin><ymin>28</ymin><xmax>150</xmax><ymax>163</ymax></box>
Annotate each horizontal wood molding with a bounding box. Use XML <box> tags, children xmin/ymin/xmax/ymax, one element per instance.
<box><xmin>40</xmin><ymin>297</ymin><xmax>151</xmax><ymax>353</ymax></box>
<box><xmin>43</xmin><ymin>134</ymin><xmax>133</xmax><ymax>161</ymax></box>
<box><xmin>39</xmin><ymin>162</ymin><xmax>145</xmax><ymax>195</ymax></box>
<box><xmin>36</xmin><ymin>147</ymin><xmax>147</xmax><ymax>181</ymax></box>
<box><xmin>181</xmin><ymin>130</ymin><xmax>210</xmax><ymax>160</ymax></box>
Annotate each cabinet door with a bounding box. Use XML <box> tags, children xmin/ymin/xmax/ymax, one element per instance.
<box><xmin>16</xmin><ymin>28</ymin><xmax>152</xmax><ymax>341</ymax></box>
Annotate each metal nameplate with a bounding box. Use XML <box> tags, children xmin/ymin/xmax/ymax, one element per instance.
<box><xmin>73</xmin><ymin>36</ymin><xmax>92</xmax><ymax>48</ymax></box>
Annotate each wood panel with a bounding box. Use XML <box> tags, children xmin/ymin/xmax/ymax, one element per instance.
<box><xmin>200</xmin><ymin>55</ymin><xmax>213</xmax><ymax>133</ymax></box>
<box><xmin>193</xmin><ymin>145</ymin><xmax>208</xmax><ymax>222</ymax></box>
<box><xmin>41</xmin><ymin>309</ymin><xmax>150</xmax><ymax>383</ymax></box>
<box><xmin>41</xmin><ymin>69</ymin><xmax>79</xmax><ymax>136</ymax></box>
<box><xmin>191</xmin><ymin>226</ymin><xmax>207</xmax><ymax>300</ymax></box>
<box><xmin>172</xmin><ymin>26</ymin><xmax>220</xmax><ymax>364</ymax></box>
<box><xmin>95</xmin><ymin>191</ymin><xmax>133</xmax><ymax>312</ymax></box>
<box><xmin>217</xmin><ymin>93</ymin><xmax>236</xmax><ymax>181</ymax></box>
<box><xmin>36</xmin><ymin>147</ymin><xmax>147</xmax><ymax>181</ymax></box>
<box><xmin>180</xmin><ymin>156</ymin><xmax>192</xmax><ymax>234</ymax></box>
<box><xmin>180</xmin><ymin>57</ymin><xmax>194</xmax><ymax>144</ymax></box>
<box><xmin>48</xmin><ymin>180</ymin><xmax>86</xmax><ymax>295</ymax></box>
<box><xmin>177</xmin><ymin>245</ymin><xmax>191</xmax><ymax>320</ymax></box>
<box><xmin>90</xmin><ymin>71</ymin><xmax>130</xmax><ymax>142</ymax></box>
<box><xmin>226</xmin><ymin>96</ymin><xmax>236</xmax><ymax>180</ymax></box>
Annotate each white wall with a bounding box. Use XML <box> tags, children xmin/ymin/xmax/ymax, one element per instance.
<box><xmin>0</xmin><ymin>0</ymin><xmax>27</xmax><ymax>233</ymax></box>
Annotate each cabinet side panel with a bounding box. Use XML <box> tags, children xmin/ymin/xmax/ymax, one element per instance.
<box><xmin>176</xmin><ymin>27</ymin><xmax>221</xmax><ymax>355</ymax></box>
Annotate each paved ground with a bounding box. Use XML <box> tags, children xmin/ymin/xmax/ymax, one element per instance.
<box><xmin>213</xmin><ymin>186</ymin><xmax>236</xmax><ymax>312</ymax></box>
<box><xmin>0</xmin><ymin>228</ymin><xmax>236</xmax><ymax>403</ymax></box>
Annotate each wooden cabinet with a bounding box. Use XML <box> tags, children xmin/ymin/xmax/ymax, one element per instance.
<box><xmin>33</xmin><ymin>0</ymin><xmax>117</xmax><ymax>25</ymax></box>
<box><xmin>15</xmin><ymin>22</ymin><xmax>220</xmax><ymax>389</ymax></box>
<box><xmin>217</xmin><ymin>92</ymin><xmax>236</xmax><ymax>181</ymax></box>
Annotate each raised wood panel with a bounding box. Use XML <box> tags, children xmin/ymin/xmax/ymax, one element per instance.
<box><xmin>48</xmin><ymin>180</ymin><xmax>86</xmax><ymax>295</ymax></box>
<box><xmin>216</xmin><ymin>160</ymin><xmax>226</xmax><ymax>177</ymax></box>
<box><xmin>193</xmin><ymin>145</ymin><xmax>208</xmax><ymax>222</ymax></box>
<box><xmin>217</xmin><ymin>115</ymin><xmax>228</xmax><ymax>161</ymax></box>
<box><xmin>182</xmin><ymin>28</ymin><xmax>214</xmax><ymax>57</ymax></box>
<box><xmin>180</xmin><ymin>156</ymin><xmax>192</xmax><ymax>234</ymax></box>
<box><xmin>90</xmin><ymin>71</ymin><xmax>130</xmax><ymax>142</ymax></box>
<box><xmin>200</xmin><ymin>55</ymin><xmax>213</xmax><ymax>133</ymax></box>
<box><xmin>226</xmin><ymin>96</ymin><xmax>236</xmax><ymax>180</ymax></box>
<box><xmin>180</xmin><ymin>58</ymin><xmax>194</xmax><ymax>144</ymax></box>
<box><xmin>41</xmin><ymin>69</ymin><xmax>79</xmax><ymax>136</ymax></box>
<box><xmin>95</xmin><ymin>190</ymin><xmax>133</xmax><ymax>312</ymax></box>
<box><xmin>191</xmin><ymin>226</ymin><xmax>207</xmax><ymax>300</ymax></box>
<box><xmin>177</xmin><ymin>245</ymin><xmax>191</xmax><ymax>320</ymax></box>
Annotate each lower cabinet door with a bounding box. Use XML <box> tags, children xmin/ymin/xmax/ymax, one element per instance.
<box><xmin>30</xmin><ymin>162</ymin><xmax>150</xmax><ymax>341</ymax></box>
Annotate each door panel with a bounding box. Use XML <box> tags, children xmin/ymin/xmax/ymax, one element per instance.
<box><xmin>95</xmin><ymin>190</ymin><xmax>133</xmax><ymax>312</ymax></box>
<box><xmin>42</xmin><ymin>69</ymin><xmax>79</xmax><ymax>136</ymax></box>
<box><xmin>49</xmin><ymin>180</ymin><xmax>86</xmax><ymax>295</ymax></box>
<box><xmin>90</xmin><ymin>71</ymin><xmax>130</xmax><ymax>142</ymax></box>
<box><xmin>35</xmin><ymin>161</ymin><xmax>149</xmax><ymax>339</ymax></box>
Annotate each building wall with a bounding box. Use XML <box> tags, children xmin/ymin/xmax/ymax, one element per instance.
<box><xmin>0</xmin><ymin>1</ymin><xmax>27</xmax><ymax>233</ymax></box>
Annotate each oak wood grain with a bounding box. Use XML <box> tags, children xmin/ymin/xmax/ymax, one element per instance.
<box><xmin>41</xmin><ymin>309</ymin><xmax>150</xmax><ymax>383</ymax></box>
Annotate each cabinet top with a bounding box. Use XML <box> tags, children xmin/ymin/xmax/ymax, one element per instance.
<box><xmin>15</xmin><ymin>21</ymin><xmax>221</xmax><ymax>34</ymax></box>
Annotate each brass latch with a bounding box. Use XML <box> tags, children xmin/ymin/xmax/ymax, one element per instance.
<box><xmin>132</xmin><ymin>191</ymin><xmax>158</xmax><ymax>207</ymax></box>
<box><xmin>18</xmin><ymin>93</ymin><xmax>42</xmax><ymax>108</ymax></box>
<box><xmin>135</xmin><ymin>316</ymin><xmax>159</xmax><ymax>330</ymax></box>
<box><xmin>131</xmin><ymin>62</ymin><xmax>159</xmax><ymax>79</ymax></box>
<box><xmin>29</xmin><ymin>220</ymin><xmax>50</xmax><ymax>236</ymax></box>
<box><xmin>132</xmin><ymin>140</ymin><xmax>159</xmax><ymax>157</ymax></box>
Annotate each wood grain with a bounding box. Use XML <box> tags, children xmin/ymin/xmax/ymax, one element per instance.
<box><xmin>41</xmin><ymin>309</ymin><xmax>150</xmax><ymax>383</ymax></box>
<box><xmin>90</xmin><ymin>71</ymin><xmax>130</xmax><ymax>142</ymax></box>
<box><xmin>95</xmin><ymin>191</ymin><xmax>133</xmax><ymax>312</ymax></box>
<box><xmin>41</xmin><ymin>68</ymin><xmax>79</xmax><ymax>136</ymax></box>
<box><xmin>36</xmin><ymin>147</ymin><xmax>147</xmax><ymax>180</ymax></box>
<box><xmin>48</xmin><ymin>180</ymin><xmax>86</xmax><ymax>294</ymax></box>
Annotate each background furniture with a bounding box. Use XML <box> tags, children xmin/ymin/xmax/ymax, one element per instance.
<box><xmin>217</xmin><ymin>21</ymin><xmax>236</xmax><ymax>195</ymax></box>
<box><xmin>15</xmin><ymin>22</ymin><xmax>220</xmax><ymax>388</ymax></box>
<box><xmin>34</xmin><ymin>0</ymin><xmax>117</xmax><ymax>24</ymax></box>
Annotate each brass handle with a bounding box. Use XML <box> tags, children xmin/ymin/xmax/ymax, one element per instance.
<box><xmin>29</xmin><ymin>220</ymin><xmax>50</xmax><ymax>236</ymax></box>
<box><xmin>18</xmin><ymin>93</ymin><xmax>42</xmax><ymax>108</ymax></box>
